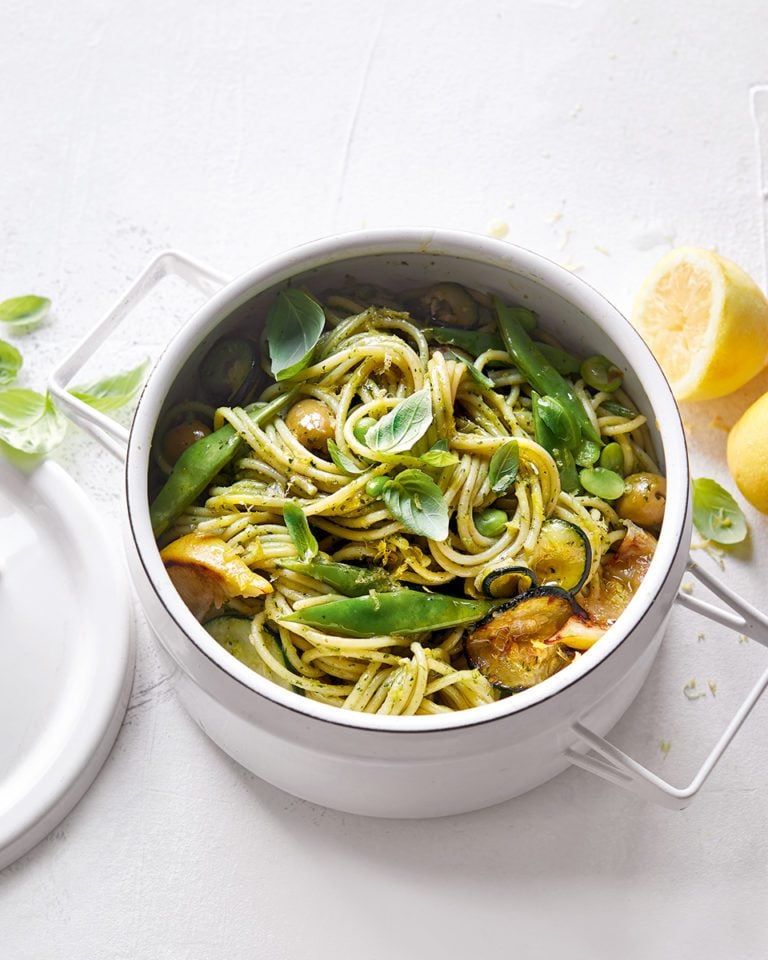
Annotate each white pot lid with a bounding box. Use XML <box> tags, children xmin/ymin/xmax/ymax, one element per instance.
<box><xmin>0</xmin><ymin>457</ymin><xmax>133</xmax><ymax>870</ymax></box>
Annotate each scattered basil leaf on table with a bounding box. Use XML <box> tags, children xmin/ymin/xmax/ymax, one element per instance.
<box><xmin>381</xmin><ymin>468</ymin><xmax>449</xmax><ymax>539</ymax></box>
<box><xmin>283</xmin><ymin>501</ymin><xmax>319</xmax><ymax>561</ymax></box>
<box><xmin>0</xmin><ymin>340</ymin><xmax>22</xmax><ymax>385</ymax></box>
<box><xmin>70</xmin><ymin>358</ymin><xmax>149</xmax><ymax>412</ymax></box>
<box><xmin>365</xmin><ymin>388</ymin><xmax>433</xmax><ymax>454</ymax></box>
<box><xmin>266</xmin><ymin>289</ymin><xmax>325</xmax><ymax>381</ymax></box>
<box><xmin>327</xmin><ymin>438</ymin><xmax>364</xmax><ymax>475</ymax></box>
<box><xmin>0</xmin><ymin>295</ymin><xmax>51</xmax><ymax>331</ymax></box>
<box><xmin>488</xmin><ymin>439</ymin><xmax>520</xmax><ymax>493</ymax></box>
<box><xmin>0</xmin><ymin>389</ymin><xmax>67</xmax><ymax>455</ymax></box>
<box><xmin>0</xmin><ymin>388</ymin><xmax>47</xmax><ymax>428</ymax></box>
<box><xmin>419</xmin><ymin>439</ymin><xmax>459</xmax><ymax>469</ymax></box>
<box><xmin>692</xmin><ymin>478</ymin><xmax>747</xmax><ymax>545</ymax></box>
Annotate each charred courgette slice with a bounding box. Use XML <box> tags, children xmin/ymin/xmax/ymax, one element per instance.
<box><xmin>464</xmin><ymin>586</ymin><xmax>587</xmax><ymax>691</ymax></box>
<box><xmin>530</xmin><ymin>518</ymin><xmax>591</xmax><ymax>594</ymax></box>
<box><xmin>199</xmin><ymin>337</ymin><xmax>259</xmax><ymax>406</ymax></box>
<box><xmin>480</xmin><ymin>565</ymin><xmax>538</xmax><ymax>599</ymax></box>
<box><xmin>206</xmin><ymin>615</ymin><xmax>297</xmax><ymax>692</ymax></box>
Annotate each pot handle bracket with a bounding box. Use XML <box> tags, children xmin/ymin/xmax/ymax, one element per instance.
<box><xmin>49</xmin><ymin>250</ymin><xmax>230</xmax><ymax>460</ymax></box>
<box><xmin>566</xmin><ymin>558</ymin><xmax>768</xmax><ymax>809</ymax></box>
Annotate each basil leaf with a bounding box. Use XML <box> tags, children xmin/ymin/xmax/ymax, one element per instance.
<box><xmin>692</xmin><ymin>478</ymin><xmax>747</xmax><ymax>545</ymax></box>
<box><xmin>0</xmin><ymin>295</ymin><xmax>50</xmax><ymax>331</ymax></box>
<box><xmin>283</xmin><ymin>501</ymin><xmax>319</xmax><ymax>561</ymax></box>
<box><xmin>419</xmin><ymin>439</ymin><xmax>459</xmax><ymax>469</ymax></box>
<box><xmin>266</xmin><ymin>289</ymin><xmax>325</xmax><ymax>381</ymax></box>
<box><xmin>488</xmin><ymin>439</ymin><xmax>520</xmax><ymax>493</ymax></box>
<box><xmin>70</xmin><ymin>358</ymin><xmax>149</xmax><ymax>412</ymax></box>
<box><xmin>448</xmin><ymin>350</ymin><xmax>495</xmax><ymax>390</ymax></box>
<box><xmin>536</xmin><ymin>395</ymin><xmax>579</xmax><ymax>449</ymax></box>
<box><xmin>0</xmin><ymin>388</ymin><xmax>46</xmax><ymax>428</ymax></box>
<box><xmin>327</xmin><ymin>438</ymin><xmax>364</xmax><ymax>475</ymax></box>
<box><xmin>365</xmin><ymin>388</ymin><xmax>433</xmax><ymax>454</ymax></box>
<box><xmin>601</xmin><ymin>400</ymin><xmax>637</xmax><ymax>418</ymax></box>
<box><xmin>0</xmin><ymin>340</ymin><xmax>22</xmax><ymax>385</ymax></box>
<box><xmin>381</xmin><ymin>468</ymin><xmax>449</xmax><ymax>539</ymax></box>
<box><xmin>0</xmin><ymin>390</ymin><xmax>66</xmax><ymax>455</ymax></box>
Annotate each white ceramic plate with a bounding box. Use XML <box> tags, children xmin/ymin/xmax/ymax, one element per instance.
<box><xmin>0</xmin><ymin>457</ymin><xmax>133</xmax><ymax>870</ymax></box>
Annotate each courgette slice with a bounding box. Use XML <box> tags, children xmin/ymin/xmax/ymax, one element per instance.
<box><xmin>464</xmin><ymin>586</ymin><xmax>586</xmax><ymax>691</ymax></box>
<box><xmin>480</xmin><ymin>566</ymin><xmax>537</xmax><ymax>599</ymax></box>
<box><xmin>530</xmin><ymin>518</ymin><xmax>591</xmax><ymax>594</ymax></box>
<box><xmin>199</xmin><ymin>337</ymin><xmax>259</xmax><ymax>406</ymax></box>
<box><xmin>205</xmin><ymin>615</ymin><xmax>295</xmax><ymax>691</ymax></box>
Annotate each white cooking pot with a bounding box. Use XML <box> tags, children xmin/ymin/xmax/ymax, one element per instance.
<box><xmin>50</xmin><ymin>229</ymin><xmax>768</xmax><ymax>818</ymax></box>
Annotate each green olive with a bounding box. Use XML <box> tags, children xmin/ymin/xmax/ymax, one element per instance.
<box><xmin>410</xmin><ymin>283</ymin><xmax>478</xmax><ymax>328</ymax></box>
<box><xmin>285</xmin><ymin>399</ymin><xmax>335</xmax><ymax>453</ymax></box>
<box><xmin>580</xmin><ymin>355</ymin><xmax>623</xmax><ymax>393</ymax></box>
<box><xmin>616</xmin><ymin>472</ymin><xmax>667</xmax><ymax>527</ymax></box>
<box><xmin>163</xmin><ymin>419</ymin><xmax>211</xmax><ymax>465</ymax></box>
<box><xmin>474</xmin><ymin>507</ymin><xmax>509</xmax><ymax>537</ymax></box>
<box><xmin>199</xmin><ymin>337</ymin><xmax>258</xmax><ymax>405</ymax></box>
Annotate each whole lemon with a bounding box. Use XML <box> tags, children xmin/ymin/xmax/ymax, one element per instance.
<box><xmin>727</xmin><ymin>393</ymin><xmax>768</xmax><ymax>513</ymax></box>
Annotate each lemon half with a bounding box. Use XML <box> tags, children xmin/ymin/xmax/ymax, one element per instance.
<box><xmin>630</xmin><ymin>247</ymin><xmax>768</xmax><ymax>401</ymax></box>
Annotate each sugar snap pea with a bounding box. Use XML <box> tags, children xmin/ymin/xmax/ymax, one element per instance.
<box><xmin>494</xmin><ymin>298</ymin><xmax>601</xmax><ymax>445</ymax></box>
<box><xmin>150</xmin><ymin>388</ymin><xmax>297</xmax><ymax>536</ymax></box>
<box><xmin>277</xmin><ymin>557</ymin><xmax>396</xmax><ymax>597</ymax></box>
<box><xmin>281</xmin><ymin>588</ymin><xmax>495</xmax><ymax>637</ymax></box>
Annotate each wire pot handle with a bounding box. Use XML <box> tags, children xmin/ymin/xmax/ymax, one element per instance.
<box><xmin>567</xmin><ymin>558</ymin><xmax>768</xmax><ymax>809</ymax></box>
<box><xmin>48</xmin><ymin>250</ymin><xmax>230</xmax><ymax>460</ymax></box>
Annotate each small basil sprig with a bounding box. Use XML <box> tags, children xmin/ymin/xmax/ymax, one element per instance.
<box><xmin>283</xmin><ymin>501</ymin><xmax>319</xmax><ymax>561</ymax></box>
<box><xmin>0</xmin><ymin>295</ymin><xmax>50</xmax><ymax>332</ymax></box>
<box><xmin>266</xmin><ymin>289</ymin><xmax>325</xmax><ymax>381</ymax></box>
<box><xmin>447</xmin><ymin>350</ymin><xmax>494</xmax><ymax>390</ymax></box>
<box><xmin>419</xmin><ymin>439</ymin><xmax>459</xmax><ymax>469</ymax></box>
<box><xmin>70</xmin><ymin>358</ymin><xmax>149</xmax><ymax>412</ymax></box>
<box><xmin>692</xmin><ymin>478</ymin><xmax>747</xmax><ymax>545</ymax></box>
<box><xmin>536</xmin><ymin>396</ymin><xmax>579</xmax><ymax>449</ymax></box>
<box><xmin>488</xmin><ymin>439</ymin><xmax>520</xmax><ymax>494</ymax></box>
<box><xmin>365</xmin><ymin>388</ymin><xmax>433</xmax><ymax>454</ymax></box>
<box><xmin>0</xmin><ymin>340</ymin><xmax>22</xmax><ymax>385</ymax></box>
<box><xmin>327</xmin><ymin>438</ymin><xmax>364</xmax><ymax>475</ymax></box>
<box><xmin>0</xmin><ymin>388</ymin><xmax>67</xmax><ymax>455</ymax></box>
<box><xmin>367</xmin><ymin>468</ymin><xmax>449</xmax><ymax>539</ymax></box>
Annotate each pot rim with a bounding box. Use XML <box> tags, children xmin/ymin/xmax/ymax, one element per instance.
<box><xmin>126</xmin><ymin>227</ymin><xmax>690</xmax><ymax>733</ymax></box>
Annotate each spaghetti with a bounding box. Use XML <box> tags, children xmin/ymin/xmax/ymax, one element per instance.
<box><xmin>152</xmin><ymin>281</ymin><xmax>664</xmax><ymax>715</ymax></box>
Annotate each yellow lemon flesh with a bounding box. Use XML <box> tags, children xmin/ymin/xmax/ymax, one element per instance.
<box><xmin>631</xmin><ymin>247</ymin><xmax>768</xmax><ymax>401</ymax></box>
<box><xmin>727</xmin><ymin>392</ymin><xmax>768</xmax><ymax>513</ymax></box>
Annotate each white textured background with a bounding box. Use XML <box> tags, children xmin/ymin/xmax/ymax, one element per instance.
<box><xmin>2</xmin><ymin>1</ymin><xmax>768</xmax><ymax>957</ymax></box>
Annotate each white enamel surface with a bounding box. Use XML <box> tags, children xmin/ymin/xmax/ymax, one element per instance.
<box><xmin>0</xmin><ymin>459</ymin><xmax>133</xmax><ymax>870</ymax></box>
<box><xmin>5</xmin><ymin>3</ymin><xmax>768</xmax><ymax>957</ymax></box>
